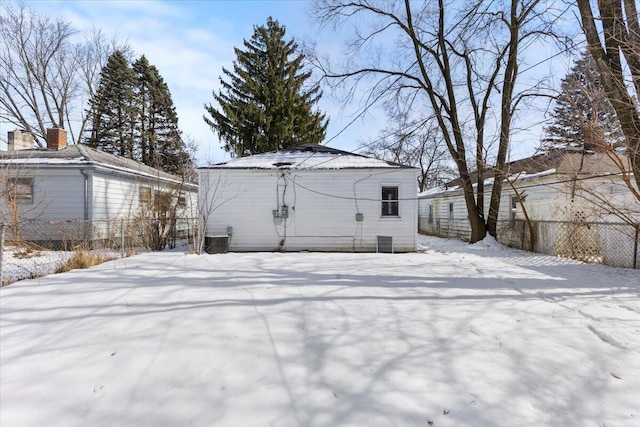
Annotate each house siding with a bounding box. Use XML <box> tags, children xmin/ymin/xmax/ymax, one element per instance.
<box><xmin>200</xmin><ymin>168</ymin><xmax>417</xmax><ymax>252</ymax></box>
<box><xmin>92</xmin><ymin>173</ymin><xmax>139</xmax><ymax>220</ymax></box>
<box><xmin>2</xmin><ymin>164</ymin><xmax>197</xmax><ymax>223</ymax></box>
<box><xmin>1</xmin><ymin>167</ymin><xmax>85</xmax><ymax>221</ymax></box>
<box><xmin>418</xmin><ymin>174</ymin><xmax>637</xmax><ymax>240</ymax></box>
<box><xmin>93</xmin><ymin>172</ymin><xmax>198</xmax><ymax>222</ymax></box>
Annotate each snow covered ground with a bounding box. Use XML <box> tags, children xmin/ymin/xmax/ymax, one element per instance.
<box><xmin>1</xmin><ymin>245</ymin><xmax>76</xmax><ymax>284</ymax></box>
<box><xmin>1</xmin><ymin>235</ymin><xmax>639</xmax><ymax>427</ymax></box>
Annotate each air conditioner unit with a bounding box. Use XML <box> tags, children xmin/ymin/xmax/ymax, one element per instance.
<box><xmin>204</xmin><ymin>235</ymin><xmax>229</xmax><ymax>254</ymax></box>
<box><xmin>376</xmin><ymin>235</ymin><xmax>393</xmax><ymax>253</ymax></box>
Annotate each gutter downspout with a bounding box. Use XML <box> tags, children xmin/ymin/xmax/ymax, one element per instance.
<box><xmin>81</xmin><ymin>169</ymin><xmax>93</xmax><ymax>241</ymax></box>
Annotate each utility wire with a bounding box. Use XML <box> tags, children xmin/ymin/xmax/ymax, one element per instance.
<box><xmin>283</xmin><ymin>167</ymin><xmax>634</xmax><ymax>202</ymax></box>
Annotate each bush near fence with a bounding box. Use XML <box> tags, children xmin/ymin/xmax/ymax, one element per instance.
<box><xmin>420</xmin><ymin>218</ymin><xmax>640</xmax><ymax>269</ymax></box>
<box><xmin>0</xmin><ymin>218</ymin><xmax>199</xmax><ymax>286</ymax></box>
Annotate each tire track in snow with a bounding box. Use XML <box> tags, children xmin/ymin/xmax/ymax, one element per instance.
<box><xmin>506</xmin><ymin>278</ymin><xmax>638</xmax><ymax>352</ymax></box>
<box><xmin>587</xmin><ymin>325</ymin><xmax>628</xmax><ymax>350</ymax></box>
<box><xmin>620</xmin><ymin>304</ymin><xmax>640</xmax><ymax>315</ymax></box>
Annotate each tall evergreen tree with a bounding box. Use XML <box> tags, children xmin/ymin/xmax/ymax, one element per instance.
<box><xmin>204</xmin><ymin>17</ymin><xmax>328</xmax><ymax>157</ymax></box>
<box><xmin>86</xmin><ymin>53</ymin><xmax>192</xmax><ymax>175</ymax></box>
<box><xmin>542</xmin><ymin>50</ymin><xmax>623</xmax><ymax>151</ymax></box>
<box><xmin>86</xmin><ymin>50</ymin><xmax>136</xmax><ymax>158</ymax></box>
<box><xmin>132</xmin><ymin>56</ymin><xmax>187</xmax><ymax>175</ymax></box>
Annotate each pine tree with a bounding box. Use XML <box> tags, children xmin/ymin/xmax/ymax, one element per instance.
<box><xmin>86</xmin><ymin>50</ymin><xmax>136</xmax><ymax>158</ymax></box>
<box><xmin>86</xmin><ymin>53</ymin><xmax>192</xmax><ymax>175</ymax></box>
<box><xmin>132</xmin><ymin>56</ymin><xmax>189</xmax><ymax>175</ymax></box>
<box><xmin>204</xmin><ymin>17</ymin><xmax>328</xmax><ymax>157</ymax></box>
<box><xmin>542</xmin><ymin>50</ymin><xmax>623</xmax><ymax>151</ymax></box>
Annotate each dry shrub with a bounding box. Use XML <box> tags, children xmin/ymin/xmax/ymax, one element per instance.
<box><xmin>55</xmin><ymin>251</ymin><xmax>115</xmax><ymax>273</ymax></box>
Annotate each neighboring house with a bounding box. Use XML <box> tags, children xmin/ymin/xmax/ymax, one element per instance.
<box><xmin>198</xmin><ymin>144</ymin><xmax>418</xmax><ymax>252</ymax></box>
<box><xmin>1</xmin><ymin>128</ymin><xmax>198</xmax><ymax>244</ymax></box>
<box><xmin>418</xmin><ymin>148</ymin><xmax>639</xmax><ymax>265</ymax></box>
<box><xmin>419</xmin><ymin>148</ymin><xmax>636</xmax><ymax>238</ymax></box>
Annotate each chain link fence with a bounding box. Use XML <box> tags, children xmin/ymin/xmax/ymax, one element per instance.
<box><xmin>420</xmin><ymin>218</ymin><xmax>639</xmax><ymax>269</ymax></box>
<box><xmin>1</xmin><ymin>217</ymin><xmax>200</xmax><ymax>286</ymax></box>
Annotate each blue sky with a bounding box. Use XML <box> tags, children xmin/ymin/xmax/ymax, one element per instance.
<box><xmin>9</xmin><ymin>0</ymin><xmax>383</xmax><ymax>164</ymax></box>
<box><xmin>7</xmin><ymin>0</ymin><xmax>577</xmax><ymax>165</ymax></box>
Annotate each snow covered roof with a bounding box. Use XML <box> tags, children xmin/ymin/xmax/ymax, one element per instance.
<box><xmin>418</xmin><ymin>148</ymin><xmax>629</xmax><ymax>198</ymax></box>
<box><xmin>0</xmin><ymin>144</ymin><xmax>193</xmax><ymax>187</ymax></box>
<box><xmin>417</xmin><ymin>169</ymin><xmax>557</xmax><ymax>198</ymax></box>
<box><xmin>199</xmin><ymin>144</ymin><xmax>415</xmax><ymax>170</ymax></box>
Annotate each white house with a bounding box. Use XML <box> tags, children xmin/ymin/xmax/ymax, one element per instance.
<box><xmin>418</xmin><ymin>148</ymin><xmax>639</xmax><ymax>267</ymax></box>
<box><xmin>1</xmin><ymin>128</ymin><xmax>198</xmax><ymax>244</ymax></box>
<box><xmin>418</xmin><ymin>148</ymin><xmax>636</xmax><ymax>237</ymax></box>
<box><xmin>198</xmin><ymin>144</ymin><xmax>418</xmax><ymax>252</ymax></box>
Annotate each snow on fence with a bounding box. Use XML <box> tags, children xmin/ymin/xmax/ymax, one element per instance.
<box><xmin>0</xmin><ymin>217</ymin><xmax>199</xmax><ymax>286</ymax></box>
<box><xmin>420</xmin><ymin>218</ymin><xmax>640</xmax><ymax>269</ymax></box>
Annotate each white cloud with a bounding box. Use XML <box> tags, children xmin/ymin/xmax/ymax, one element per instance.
<box><xmin>4</xmin><ymin>1</ymin><xmax>571</xmax><ymax>165</ymax></box>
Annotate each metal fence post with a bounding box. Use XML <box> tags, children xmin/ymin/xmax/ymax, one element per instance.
<box><xmin>634</xmin><ymin>225</ymin><xmax>639</xmax><ymax>270</ymax></box>
<box><xmin>121</xmin><ymin>219</ymin><xmax>125</xmax><ymax>258</ymax></box>
<box><xmin>0</xmin><ymin>224</ymin><xmax>5</xmax><ymax>286</ymax></box>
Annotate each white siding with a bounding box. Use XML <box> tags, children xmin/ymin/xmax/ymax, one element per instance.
<box><xmin>92</xmin><ymin>172</ymin><xmax>198</xmax><ymax>221</ymax></box>
<box><xmin>2</xmin><ymin>166</ymin><xmax>198</xmax><ymax>222</ymax></box>
<box><xmin>1</xmin><ymin>168</ymin><xmax>85</xmax><ymax>221</ymax></box>
<box><xmin>200</xmin><ymin>168</ymin><xmax>417</xmax><ymax>252</ymax></box>
<box><xmin>174</xmin><ymin>185</ymin><xmax>199</xmax><ymax>220</ymax></box>
<box><xmin>418</xmin><ymin>174</ymin><xmax>639</xmax><ymax>240</ymax></box>
<box><xmin>418</xmin><ymin>192</ymin><xmax>470</xmax><ymax>238</ymax></box>
<box><xmin>92</xmin><ymin>173</ymin><xmax>139</xmax><ymax>220</ymax></box>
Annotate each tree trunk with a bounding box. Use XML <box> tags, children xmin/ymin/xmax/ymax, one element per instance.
<box><xmin>577</xmin><ymin>0</ymin><xmax>640</xmax><ymax>192</ymax></box>
<box><xmin>487</xmin><ymin>0</ymin><xmax>522</xmax><ymax>237</ymax></box>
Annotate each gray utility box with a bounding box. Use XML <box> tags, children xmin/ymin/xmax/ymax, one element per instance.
<box><xmin>204</xmin><ymin>235</ymin><xmax>229</xmax><ymax>254</ymax></box>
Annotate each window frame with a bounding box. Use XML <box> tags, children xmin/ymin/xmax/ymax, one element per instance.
<box><xmin>448</xmin><ymin>202</ymin><xmax>454</xmax><ymax>221</ymax></box>
<box><xmin>139</xmin><ymin>186</ymin><xmax>152</xmax><ymax>206</ymax></box>
<box><xmin>154</xmin><ymin>190</ymin><xmax>173</xmax><ymax>213</ymax></box>
<box><xmin>6</xmin><ymin>177</ymin><xmax>34</xmax><ymax>204</ymax></box>
<box><xmin>510</xmin><ymin>195</ymin><xmax>525</xmax><ymax>221</ymax></box>
<box><xmin>381</xmin><ymin>185</ymin><xmax>399</xmax><ymax>217</ymax></box>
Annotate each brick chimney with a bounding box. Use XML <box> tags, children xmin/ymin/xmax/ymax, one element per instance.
<box><xmin>46</xmin><ymin>128</ymin><xmax>68</xmax><ymax>150</ymax></box>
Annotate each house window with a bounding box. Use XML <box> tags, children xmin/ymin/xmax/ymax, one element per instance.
<box><xmin>510</xmin><ymin>195</ymin><xmax>525</xmax><ymax>221</ymax></box>
<box><xmin>139</xmin><ymin>187</ymin><xmax>152</xmax><ymax>206</ymax></box>
<box><xmin>510</xmin><ymin>196</ymin><xmax>518</xmax><ymax>221</ymax></box>
<box><xmin>448</xmin><ymin>202</ymin><xmax>454</xmax><ymax>220</ymax></box>
<box><xmin>154</xmin><ymin>191</ymin><xmax>172</xmax><ymax>213</ymax></box>
<box><xmin>6</xmin><ymin>177</ymin><xmax>33</xmax><ymax>203</ymax></box>
<box><xmin>381</xmin><ymin>186</ymin><xmax>399</xmax><ymax>217</ymax></box>
<box><xmin>177</xmin><ymin>196</ymin><xmax>186</xmax><ymax>208</ymax></box>
<box><xmin>428</xmin><ymin>205</ymin><xmax>434</xmax><ymax>224</ymax></box>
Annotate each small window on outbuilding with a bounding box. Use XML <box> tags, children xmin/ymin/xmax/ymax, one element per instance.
<box><xmin>154</xmin><ymin>191</ymin><xmax>172</xmax><ymax>213</ymax></box>
<box><xmin>448</xmin><ymin>202</ymin><xmax>454</xmax><ymax>221</ymax></box>
<box><xmin>428</xmin><ymin>204</ymin><xmax>434</xmax><ymax>224</ymax></box>
<box><xmin>139</xmin><ymin>187</ymin><xmax>152</xmax><ymax>206</ymax></box>
<box><xmin>381</xmin><ymin>186</ymin><xmax>399</xmax><ymax>217</ymax></box>
<box><xmin>6</xmin><ymin>177</ymin><xmax>34</xmax><ymax>204</ymax></box>
<box><xmin>510</xmin><ymin>195</ymin><xmax>525</xmax><ymax>221</ymax></box>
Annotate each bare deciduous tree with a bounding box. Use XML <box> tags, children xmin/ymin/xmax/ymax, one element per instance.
<box><xmin>197</xmin><ymin>171</ymin><xmax>244</xmax><ymax>254</ymax></box>
<box><xmin>359</xmin><ymin>117</ymin><xmax>454</xmax><ymax>191</ymax></box>
<box><xmin>0</xmin><ymin>3</ymin><xmax>128</xmax><ymax>146</ymax></box>
<box><xmin>312</xmin><ymin>0</ymin><xmax>565</xmax><ymax>242</ymax></box>
<box><xmin>576</xmin><ymin>0</ymin><xmax>640</xmax><ymax>193</ymax></box>
<box><xmin>559</xmin><ymin>109</ymin><xmax>640</xmax><ymax>229</ymax></box>
<box><xmin>0</xmin><ymin>154</ymin><xmax>49</xmax><ymax>243</ymax></box>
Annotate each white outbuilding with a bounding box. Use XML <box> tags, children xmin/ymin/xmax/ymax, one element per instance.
<box><xmin>198</xmin><ymin>144</ymin><xmax>418</xmax><ymax>252</ymax></box>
